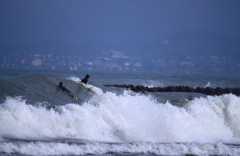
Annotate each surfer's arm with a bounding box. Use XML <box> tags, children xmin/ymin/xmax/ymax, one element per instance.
<box><xmin>58</xmin><ymin>85</ymin><xmax>71</xmax><ymax>93</ymax></box>
<box><xmin>64</xmin><ymin>88</ymin><xmax>71</xmax><ymax>93</ymax></box>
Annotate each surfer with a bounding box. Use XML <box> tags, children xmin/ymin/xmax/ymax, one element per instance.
<box><xmin>57</xmin><ymin>82</ymin><xmax>77</xmax><ymax>99</ymax></box>
<box><xmin>188</xmin><ymin>95</ymin><xmax>193</xmax><ymax>100</ymax></box>
<box><xmin>81</xmin><ymin>74</ymin><xmax>90</xmax><ymax>84</ymax></box>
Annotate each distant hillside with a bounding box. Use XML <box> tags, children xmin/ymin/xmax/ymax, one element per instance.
<box><xmin>155</xmin><ymin>30</ymin><xmax>240</xmax><ymax>58</ymax></box>
<box><xmin>1</xmin><ymin>30</ymin><xmax>240</xmax><ymax>74</ymax></box>
<box><xmin>1</xmin><ymin>30</ymin><xmax>240</xmax><ymax>60</ymax></box>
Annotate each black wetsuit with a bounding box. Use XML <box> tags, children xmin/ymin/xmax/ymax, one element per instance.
<box><xmin>81</xmin><ymin>78</ymin><xmax>88</xmax><ymax>84</ymax></box>
<box><xmin>58</xmin><ymin>85</ymin><xmax>76</xmax><ymax>99</ymax></box>
<box><xmin>58</xmin><ymin>85</ymin><xmax>71</xmax><ymax>93</ymax></box>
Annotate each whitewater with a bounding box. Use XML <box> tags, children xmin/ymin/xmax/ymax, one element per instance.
<box><xmin>0</xmin><ymin>69</ymin><xmax>240</xmax><ymax>155</ymax></box>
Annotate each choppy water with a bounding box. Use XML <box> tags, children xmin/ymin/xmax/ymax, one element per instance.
<box><xmin>0</xmin><ymin>69</ymin><xmax>240</xmax><ymax>155</ymax></box>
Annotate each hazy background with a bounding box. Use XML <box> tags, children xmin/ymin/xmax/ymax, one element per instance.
<box><xmin>1</xmin><ymin>0</ymin><xmax>240</xmax><ymax>74</ymax></box>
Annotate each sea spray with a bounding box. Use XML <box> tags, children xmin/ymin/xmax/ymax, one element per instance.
<box><xmin>1</xmin><ymin>93</ymin><xmax>240</xmax><ymax>144</ymax></box>
<box><xmin>185</xmin><ymin>94</ymin><xmax>240</xmax><ymax>141</ymax></box>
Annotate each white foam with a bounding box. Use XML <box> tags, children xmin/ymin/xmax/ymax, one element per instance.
<box><xmin>1</xmin><ymin>142</ymin><xmax>240</xmax><ymax>156</ymax></box>
<box><xmin>66</xmin><ymin>76</ymin><xmax>82</xmax><ymax>83</ymax></box>
<box><xmin>0</xmin><ymin>93</ymin><xmax>240</xmax><ymax>143</ymax></box>
<box><xmin>142</xmin><ymin>80</ymin><xmax>164</xmax><ymax>87</ymax></box>
<box><xmin>204</xmin><ymin>82</ymin><xmax>211</xmax><ymax>87</ymax></box>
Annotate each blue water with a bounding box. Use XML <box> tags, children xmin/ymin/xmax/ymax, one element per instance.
<box><xmin>0</xmin><ymin>69</ymin><xmax>240</xmax><ymax>155</ymax></box>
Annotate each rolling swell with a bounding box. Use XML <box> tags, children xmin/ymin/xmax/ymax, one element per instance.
<box><xmin>0</xmin><ymin>74</ymin><xmax>92</xmax><ymax>105</ymax></box>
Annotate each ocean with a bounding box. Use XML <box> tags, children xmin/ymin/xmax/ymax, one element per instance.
<box><xmin>0</xmin><ymin>68</ymin><xmax>240</xmax><ymax>156</ymax></box>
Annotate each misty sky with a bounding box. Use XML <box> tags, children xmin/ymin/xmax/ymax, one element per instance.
<box><xmin>1</xmin><ymin>0</ymin><xmax>240</xmax><ymax>44</ymax></box>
